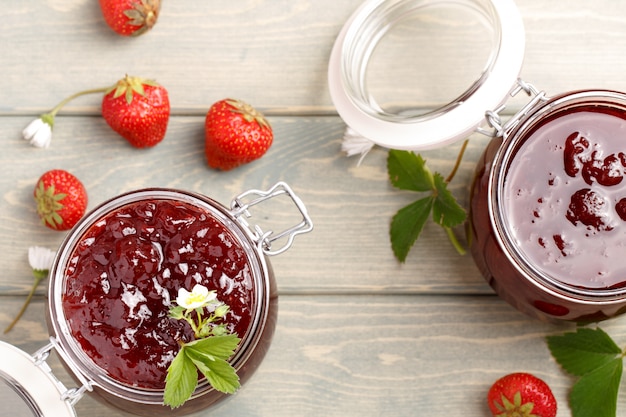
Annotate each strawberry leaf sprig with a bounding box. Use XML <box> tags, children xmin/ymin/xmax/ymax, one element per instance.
<box><xmin>387</xmin><ymin>142</ymin><xmax>468</xmax><ymax>262</ymax></box>
<box><xmin>547</xmin><ymin>327</ymin><xmax>626</xmax><ymax>417</ymax></box>
<box><xmin>164</xmin><ymin>284</ymin><xmax>240</xmax><ymax>409</ymax></box>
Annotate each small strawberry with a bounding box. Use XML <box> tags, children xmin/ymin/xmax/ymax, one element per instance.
<box><xmin>487</xmin><ymin>372</ymin><xmax>557</xmax><ymax>417</ymax></box>
<box><xmin>22</xmin><ymin>75</ymin><xmax>169</xmax><ymax>149</ymax></box>
<box><xmin>34</xmin><ymin>169</ymin><xmax>88</xmax><ymax>231</ymax></box>
<box><xmin>99</xmin><ymin>0</ymin><xmax>161</xmax><ymax>37</ymax></box>
<box><xmin>204</xmin><ymin>99</ymin><xmax>273</xmax><ymax>170</ymax></box>
<box><xmin>101</xmin><ymin>75</ymin><xmax>170</xmax><ymax>148</ymax></box>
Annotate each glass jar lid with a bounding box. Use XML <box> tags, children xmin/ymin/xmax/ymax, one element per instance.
<box><xmin>328</xmin><ymin>0</ymin><xmax>525</xmax><ymax>150</ymax></box>
<box><xmin>0</xmin><ymin>340</ymin><xmax>77</xmax><ymax>417</ymax></box>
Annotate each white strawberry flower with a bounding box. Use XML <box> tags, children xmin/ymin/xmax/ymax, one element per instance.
<box><xmin>176</xmin><ymin>284</ymin><xmax>217</xmax><ymax>310</ymax></box>
<box><xmin>28</xmin><ymin>246</ymin><xmax>56</xmax><ymax>273</ymax></box>
<box><xmin>22</xmin><ymin>116</ymin><xmax>53</xmax><ymax>148</ymax></box>
<box><xmin>341</xmin><ymin>126</ymin><xmax>375</xmax><ymax>165</ymax></box>
<box><xmin>21</xmin><ymin>84</ymin><xmax>111</xmax><ymax>149</ymax></box>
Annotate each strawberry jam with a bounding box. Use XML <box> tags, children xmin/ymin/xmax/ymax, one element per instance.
<box><xmin>62</xmin><ymin>198</ymin><xmax>255</xmax><ymax>389</ymax></box>
<box><xmin>503</xmin><ymin>108</ymin><xmax>626</xmax><ymax>288</ymax></box>
<box><xmin>469</xmin><ymin>92</ymin><xmax>626</xmax><ymax>321</ymax></box>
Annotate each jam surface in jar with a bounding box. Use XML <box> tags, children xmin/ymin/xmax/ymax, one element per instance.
<box><xmin>504</xmin><ymin>107</ymin><xmax>626</xmax><ymax>289</ymax></box>
<box><xmin>62</xmin><ymin>198</ymin><xmax>255</xmax><ymax>389</ymax></box>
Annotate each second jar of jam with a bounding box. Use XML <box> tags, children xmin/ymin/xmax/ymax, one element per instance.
<box><xmin>329</xmin><ymin>0</ymin><xmax>626</xmax><ymax>322</ymax></box>
<box><xmin>470</xmin><ymin>90</ymin><xmax>626</xmax><ymax>322</ymax></box>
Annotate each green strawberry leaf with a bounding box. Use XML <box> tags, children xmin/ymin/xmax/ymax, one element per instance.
<box><xmin>386</xmin><ymin>147</ymin><xmax>469</xmax><ymax>261</ymax></box>
<box><xmin>547</xmin><ymin>327</ymin><xmax>626</xmax><ymax>417</ymax></box>
<box><xmin>387</xmin><ymin>149</ymin><xmax>434</xmax><ymax>192</ymax></box>
<box><xmin>164</xmin><ymin>347</ymin><xmax>198</xmax><ymax>409</ymax></box>
<box><xmin>187</xmin><ymin>350</ymin><xmax>240</xmax><ymax>394</ymax></box>
<box><xmin>164</xmin><ymin>287</ymin><xmax>242</xmax><ymax>409</ymax></box>
<box><xmin>186</xmin><ymin>334</ymin><xmax>241</xmax><ymax>360</ymax></box>
<box><xmin>184</xmin><ymin>334</ymin><xmax>240</xmax><ymax>395</ymax></box>
<box><xmin>432</xmin><ymin>173</ymin><xmax>467</xmax><ymax>228</ymax></box>
<box><xmin>546</xmin><ymin>327</ymin><xmax>622</xmax><ymax>376</ymax></box>
<box><xmin>168</xmin><ymin>305</ymin><xmax>186</xmax><ymax>320</ymax></box>
<box><xmin>390</xmin><ymin>196</ymin><xmax>435</xmax><ymax>263</ymax></box>
<box><xmin>569</xmin><ymin>358</ymin><xmax>622</xmax><ymax>417</ymax></box>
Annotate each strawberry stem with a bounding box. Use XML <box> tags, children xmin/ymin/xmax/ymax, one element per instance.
<box><xmin>445</xmin><ymin>139</ymin><xmax>469</xmax><ymax>184</ymax></box>
<box><xmin>444</xmin><ymin>226</ymin><xmax>466</xmax><ymax>256</ymax></box>
<box><xmin>3</xmin><ymin>270</ymin><xmax>47</xmax><ymax>333</ymax></box>
<box><xmin>48</xmin><ymin>87</ymin><xmax>110</xmax><ymax>117</ymax></box>
<box><xmin>444</xmin><ymin>139</ymin><xmax>470</xmax><ymax>255</ymax></box>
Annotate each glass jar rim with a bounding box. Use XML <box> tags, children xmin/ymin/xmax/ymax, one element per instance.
<box><xmin>47</xmin><ymin>188</ymin><xmax>272</xmax><ymax>404</ymax></box>
<box><xmin>328</xmin><ymin>0</ymin><xmax>525</xmax><ymax>150</ymax></box>
<box><xmin>489</xmin><ymin>90</ymin><xmax>626</xmax><ymax>302</ymax></box>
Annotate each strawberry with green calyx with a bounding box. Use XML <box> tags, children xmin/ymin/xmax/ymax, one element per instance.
<box><xmin>35</xmin><ymin>169</ymin><xmax>88</xmax><ymax>231</ymax></box>
<box><xmin>99</xmin><ymin>0</ymin><xmax>161</xmax><ymax>37</ymax></box>
<box><xmin>21</xmin><ymin>75</ymin><xmax>169</xmax><ymax>149</ymax></box>
<box><xmin>487</xmin><ymin>372</ymin><xmax>557</xmax><ymax>417</ymax></box>
<box><xmin>204</xmin><ymin>99</ymin><xmax>273</xmax><ymax>170</ymax></box>
<box><xmin>101</xmin><ymin>75</ymin><xmax>170</xmax><ymax>148</ymax></box>
<box><xmin>4</xmin><ymin>247</ymin><xmax>56</xmax><ymax>333</ymax></box>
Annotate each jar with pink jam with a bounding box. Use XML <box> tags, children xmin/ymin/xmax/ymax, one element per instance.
<box><xmin>0</xmin><ymin>182</ymin><xmax>312</xmax><ymax>416</ymax></box>
<box><xmin>470</xmin><ymin>90</ymin><xmax>626</xmax><ymax>321</ymax></box>
<box><xmin>328</xmin><ymin>0</ymin><xmax>626</xmax><ymax>321</ymax></box>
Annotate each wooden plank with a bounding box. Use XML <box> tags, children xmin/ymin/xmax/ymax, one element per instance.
<box><xmin>1</xmin><ymin>294</ymin><xmax>610</xmax><ymax>417</ymax></box>
<box><xmin>2</xmin><ymin>1</ymin><xmax>626</xmax><ymax>113</ymax></box>
<box><xmin>4</xmin><ymin>1</ymin><xmax>626</xmax><ymax>416</ymax></box>
<box><xmin>0</xmin><ymin>115</ymin><xmax>489</xmax><ymax>296</ymax></box>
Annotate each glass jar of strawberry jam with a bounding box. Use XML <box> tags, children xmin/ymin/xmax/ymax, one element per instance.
<box><xmin>328</xmin><ymin>0</ymin><xmax>626</xmax><ymax>321</ymax></box>
<box><xmin>0</xmin><ymin>182</ymin><xmax>312</xmax><ymax>416</ymax></box>
<box><xmin>470</xmin><ymin>90</ymin><xmax>626</xmax><ymax>322</ymax></box>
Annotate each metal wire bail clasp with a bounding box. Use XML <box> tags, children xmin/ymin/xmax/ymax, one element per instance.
<box><xmin>231</xmin><ymin>182</ymin><xmax>313</xmax><ymax>256</ymax></box>
<box><xmin>33</xmin><ymin>338</ymin><xmax>94</xmax><ymax>406</ymax></box>
<box><xmin>477</xmin><ymin>78</ymin><xmax>547</xmax><ymax>140</ymax></box>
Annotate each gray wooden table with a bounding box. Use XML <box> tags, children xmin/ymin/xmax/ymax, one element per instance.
<box><xmin>2</xmin><ymin>1</ymin><xmax>626</xmax><ymax>416</ymax></box>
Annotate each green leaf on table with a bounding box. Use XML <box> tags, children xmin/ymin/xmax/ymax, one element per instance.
<box><xmin>546</xmin><ymin>327</ymin><xmax>622</xmax><ymax>376</ymax></box>
<box><xmin>387</xmin><ymin>149</ymin><xmax>468</xmax><ymax>260</ymax></box>
<box><xmin>547</xmin><ymin>327</ymin><xmax>626</xmax><ymax>417</ymax></box>
<box><xmin>388</xmin><ymin>149</ymin><xmax>434</xmax><ymax>192</ymax></box>
<box><xmin>390</xmin><ymin>196</ymin><xmax>435</xmax><ymax>262</ymax></box>
<box><xmin>570</xmin><ymin>358</ymin><xmax>623</xmax><ymax>417</ymax></box>
<box><xmin>164</xmin><ymin>347</ymin><xmax>198</xmax><ymax>409</ymax></box>
<box><xmin>432</xmin><ymin>173</ymin><xmax>467</xmax><ymax>228</ymax></box>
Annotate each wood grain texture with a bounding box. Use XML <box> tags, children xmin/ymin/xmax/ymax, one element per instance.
<box><xmin>0</xmin><ymin>115</ymin><xmax>487</xmax><ymax>296</ymax></box>
<box><xmin>3</xmin><ymin>0</ymin><xmax>626</xmax><ymax>416</ymax></box>
<box><xmin>2</xmin><ymin>1</ymin><xmax>626</xmax><ymax>113</ymax></box>
<box><xmin>0</xmin><ymin>295</ymin><xmax>602</xmax><ymax>417</ymax></box>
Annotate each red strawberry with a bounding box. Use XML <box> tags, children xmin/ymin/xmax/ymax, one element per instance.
<box><xmin>34</xmin><ymin>170</ymin><xmax>88</xmax><ymax>231</ymax></box>
<box><xmin>101</xmin><ymin>75</ymin><xmax>170</xmax><ymax>148</ymax></box>
<box><xmin>204</xmin><ymin>99</ymin><xmax>273</xmax><ymax>170</ymax></box>
<box><xmin>99</xmin><ymin>0</ymin><xmax>161</xmax><ymax>36</ymax></box>
<box><xmin>487</xmin><ymin>372</ymin><xmax>557</xmax><ymax>417</ymax></box>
